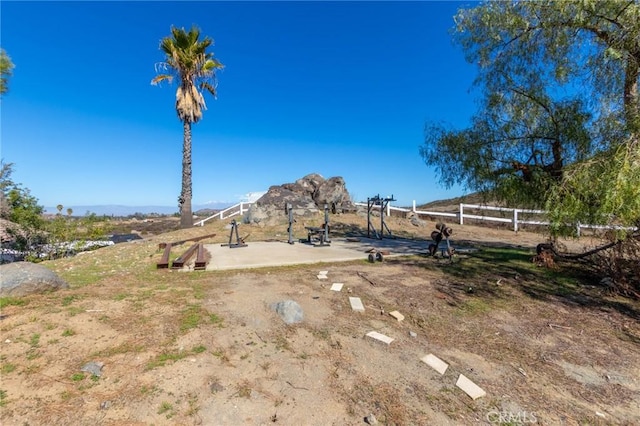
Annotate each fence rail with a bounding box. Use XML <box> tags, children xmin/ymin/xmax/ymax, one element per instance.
<box><xmin>194</xmin><ymin>202</ymin><xmax>252</xmax><ymax>227</ymax></box>
<box><xmin>355</xmin><ymin>201</ymin><xmax>637</xmax><ymax>235</ymax></box>
<box><xmin>194</xmin><ymin>200</ymin><xmax>636</xmax><ymax>234</ymax></box>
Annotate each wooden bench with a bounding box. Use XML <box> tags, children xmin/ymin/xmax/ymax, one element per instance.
<box><xmin>305</xmin><ymin>225</ymin><xmax>330</xmax><ymax>246</ymax></box>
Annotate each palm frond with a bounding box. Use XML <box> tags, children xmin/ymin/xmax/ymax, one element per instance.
<box><xmin>151</xmin><ymin>74</ymin><xmax>173</xmax><ymax>86</ymax></box>
<box><xmin>200</xmin><ymin>81</ymin><xmax>217</xmax><ymax>97</ymax></box>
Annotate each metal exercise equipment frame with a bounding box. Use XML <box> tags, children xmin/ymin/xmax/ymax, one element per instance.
<box><xmin>285</xmin><ymin>203</ymin><xmax>296</xmax><ymax>245</ymax></box>
<box><xmin>367</xmin><ymin>194</ymin><xmax>396</xmax><ymax>240</ymax></box>
<box><xmin>428</xmin><ymin>223</ymin><xmax>454</xmax><ymax>261</ymax></box>
<box><xmin>304</xmin><ymin>203</ymin><xmax>331</xmax><ymax>247</ymax></box>
<box><xmin>221</xmin><ymin>219</ymin><xmax>248</xmax><ymax>248</ymax></box>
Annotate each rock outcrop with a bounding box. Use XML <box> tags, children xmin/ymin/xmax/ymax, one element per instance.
<box><xmin>0</xmin><ymin>262</ymin><xmax>69</xmax><ymax>297</ymax></box>
<box><xmin>245</xmin><ymin>174</ymin><xmax>353</xmax><ymax>224</ymax></box>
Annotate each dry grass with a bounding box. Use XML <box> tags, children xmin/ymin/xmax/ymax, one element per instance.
<box><xmin>1</xmin><ymin>214</ymin><xmax>639</xmax><ymax>425</ymax></box>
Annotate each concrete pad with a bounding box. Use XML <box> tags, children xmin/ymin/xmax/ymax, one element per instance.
<box><xmin>456</xmin><ymin>374</ymin><xmax>486</xmax><ymax>400</ymax></box>
<box><xmin>317</xmin><ymin>274</ymin><xmax>327</xmax><ymax>280</ymax></box>
<box><xmin>319</xmin><ymin>270</ymin><xmax>329</xmax><ymax>275</ymax></box>
<box><xmin>389</xmin><ymin>310</ymin><xmax>404</xmax><ymax>321</ymax></box>
<box><xmin>349</xmin><ymin>297</ymin><xmax>365</xmax><ymax>312</ymax></box>
<box><xmin>202</xmin><ymin>238</ymin><xmax>433</xmax><ymax>271</ymax></box>
<box><xmin>366</xmin><ymin>331</ymin><xmax>394</xmax><ymax>345</ymax></box>
<box><xmin>330</xmin><ymin>283</ymin><xmax>344</xmax><ymax>291</ymax></box>
<box><xmin>421</xmin><ymin>354</ymin><xmax>448</xmax><ymax>375</ymax></box>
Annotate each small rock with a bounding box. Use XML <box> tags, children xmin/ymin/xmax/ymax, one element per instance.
<box><xmin>270</xmin><ymin>300</ymin><xmax>304</xmax><ymax>324</ymax></box>
<box><xmin>409</xmin><ymin>331</ymin><xmax>417</xmax><ymax>338</ymax></box>
<box><xmin>210</xmin><ymin>382</ymin><xmax>224</xmax><ymax>393</ymax></box>
<box><xmin>81</xmin><ymin>361</ymin><xmax>104</xmax><ymax>377</ymax></box>
<box><xmin>100</xmin><ymin>401</ymin><xmax>111</xmax><ymax>410</ymax></box>
<box><xmin>364</xmin><ymin>413</ymin><xmax>378</xmax><ymax>425</ymax></box>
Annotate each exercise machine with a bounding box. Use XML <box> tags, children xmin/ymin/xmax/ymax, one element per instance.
<box><xmin>367</xmin><ymin>194</ymin><xmax>396</xmax><ymax>239</ymax></box>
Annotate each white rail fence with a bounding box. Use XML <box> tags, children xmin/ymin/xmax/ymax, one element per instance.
<box><xmin>196</xmin><ymin>200</ymin><xmax>636</xmax><ymax>235</ymax></box>
<box><xmin>355</xmin><ymin>201</ymin><xmax>637</xmax><ymax>235</ymax></box>
<box><xmin>194</xmin><ymin>202</ymin><xmax>252</xmax><ymax>227</ymax></box>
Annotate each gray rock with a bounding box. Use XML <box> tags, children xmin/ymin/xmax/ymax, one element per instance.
<box><xmin>0</xmin><ymin>262</ymin><xmax>69</xmax><ymax>297</ymax></box>
<box><xmin>365</xmin><ymin>413</ymin><xmax>378</xmax><ymax>425</ymax></box>
<box><xmin>245</xmin><ymin>173</ymin><xmax>354</xmax><ymax>225</ymax></box>
<box><xmin>81</xmin><ymin>361</ymin><xmax>104</xmax><ymax>377</ymax></box>
<box><xmin>270</xmin><ymin>300</ymin><xmax>304</xmax><ymax>324</ymax></box>
<box><xmin>410</xmin><ymin>215</ymin><xmax>427</xmax><ymax>227</ymax></box>
<box><xmin>314</xmin><ymin>176</ymin><xmax>352</xmax><ymax>207</ymax></box>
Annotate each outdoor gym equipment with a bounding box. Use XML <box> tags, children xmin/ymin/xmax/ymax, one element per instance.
<box><xmin>304</xmin><ymin>203</ymin><xmax>331</xmax><ymax>247</ymax></box>
<box><xmin>428</xmin><ymin>223</ymin><xmax>454</xmax><ymax>260</ymax></box>
<box><xmin>286</xmin><ymin>203</ymin><xmax>296</xmax><ymax>245</ymax></box>
<box><xmin>367</xmin><ymin>248</ymin><xmax>389</xmax><ymax>263</ymax></box>
<box><xmin>367</xmin><ymin>194</ymin><xmax>396</xmax><ymax>240</ymax></box>
<box><xmin>221</xmin><ymin>219</ymin><xmax>248</xmax><ymax>248</ymax></box>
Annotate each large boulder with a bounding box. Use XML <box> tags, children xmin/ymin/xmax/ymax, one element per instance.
<box><xmin>245</xmin><ymin>173</ymin><xmax>354</xmax><ymax>225</ymax></box>
<box><xmin>0</xmin><ymin>262</ymin><xmax>69</xmax><ymax>297</ymax></box>
<box><xmin>314</xmin><ymin>176</ymin><xmax>352</xmax><ymax>207</ymax></box>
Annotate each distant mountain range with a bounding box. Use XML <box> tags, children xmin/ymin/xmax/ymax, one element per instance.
<box><xmin>43</xmin><ymin>202</ymin><xmax>235</xmax><ymax>217</ymax></box>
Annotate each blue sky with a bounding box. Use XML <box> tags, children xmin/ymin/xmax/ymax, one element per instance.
<box><xmin>1</xmin><ymin>1</ymin><xmax>478</xmax><ymax>212</ymax></box>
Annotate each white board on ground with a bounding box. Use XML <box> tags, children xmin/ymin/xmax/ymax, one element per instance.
<box><xmin>456</xmin><ymin>374</ymin><xmax>486</xmax><ymax>400</ymax></box>
<box><xmin>330</xmin><ymin>283</ymin><xmax>344</xmax><ymax>291</ymax></box>
<box><xmin>319</xmin><ymin>270</ymin><xmax>328</xmax><ymax>275</ymax></box>
<box><xmin>366</xmin><ymin>331</ymin><xmax>394</xmax><ymax>345</ymax></box>
<box><xmin>389</xmin><ymin>310</ymin><xmax>405</xmax><ymax>321</ymax></box>
<box><xmin>421</xmin><ymin>354</ymin><xmax>448</xmax><ymax>375</ymax></box>
<box><xmin>317</xmin><ymin>275</ymin><xmax>328</xmax><ymax>280</ymax></box>
<box><xmin>349</xmin><ymin>297</ymin><xmax>365</xmax><ymax>312</ymax></box>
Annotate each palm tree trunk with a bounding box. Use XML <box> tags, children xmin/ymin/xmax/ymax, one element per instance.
<box><xmin>180</xmin><ymin>120</ymin><xmax>193</xmax><ymax>228</ymax></box>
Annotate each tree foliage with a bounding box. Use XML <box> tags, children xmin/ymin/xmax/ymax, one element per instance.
<box><xmin>421</xmin><ymin>0</ymin><xmax>640</xmax><ymax>232</ymax></box>
<box><xmin>152</xmin><ymin>26</ymin><xmax>223</xmax><ymax>228</ymax></box>
<box><xmin>1</xmin><ymin>161</ymin><xmax>46</xmax><ymax>251</ymax></box>
<box><xmin>0</xmin><ymin>48</ymin><xmax>14</xmax><ymax>96</ymax></box>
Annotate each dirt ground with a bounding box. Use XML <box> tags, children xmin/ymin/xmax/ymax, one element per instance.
<box><xmin>1</xmin><ymin>214</ymin><xmax>639</xmax><ymax>425</ymax></box>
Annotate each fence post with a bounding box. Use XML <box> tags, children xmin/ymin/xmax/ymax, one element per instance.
<box><xmin>513</xmin><ymin>209</ymin><xmax>518</xmax><ymax>232</ymax></box>
<box><xmin>412</xmin><ymin>200</ymin><xmax>416</xmax><ymax>212</ymax></box>
<box><xmin>576</xmin><ymin>222</ymin><xmax>581</xmax><ymax>237</ymax></box>
<box><xmin>386</xmin><ymin>202</ymin><xmax>391</xmax><ymax>216</ymax></box>
<box><xmin>459</xmin><ymin>204</ymin><xmax>464</xmax><ymax>225</ymax></box>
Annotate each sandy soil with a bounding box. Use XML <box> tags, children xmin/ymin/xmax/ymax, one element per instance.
<box><xmin>0</xmin><ymin>215</ymin><xmax>638</xmax><ymax>425</ymax></box>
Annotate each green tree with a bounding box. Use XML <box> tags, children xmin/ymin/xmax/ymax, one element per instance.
<box><xmin>421</xmin><ymin>0</ymin><xmax>640</xmax><ymax>231</ymax></box>
<box><xmin>0</xmin><ymin>49</ymin><xmax>14</xmax><ymax>96</ymax></box>
<box><xmin>152</xmin><ymin>25</ymin><xmax>223</xmax><ymax>228</ymax></box>
<box><xmin>0</xmin><ymin>161</ymin><xmax>46</xmax><ymax>252</ymax></box>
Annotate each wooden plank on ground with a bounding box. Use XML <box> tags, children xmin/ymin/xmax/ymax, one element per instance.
<box><xmin>156</xmin><ymin>243</ymin><xmax>172</xmax><ymax>269</ymax></box>
<box><xmin>172</xmin><ymin>243</ymin><xmax>199</xmax><ymax>269</ymax></box>
<box><xmin>159</xmin><ymin>233</ymin><xmax>217</xmax><ymax>249</ymax></box>
<box><xmin>194</xmin><ymin>244</ymin><xmax>208</xmax><ymax>270</ymax></box>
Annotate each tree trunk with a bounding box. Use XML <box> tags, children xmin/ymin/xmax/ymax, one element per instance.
<box><xmin>180</xmin><ymin>120</ymin><xmax>193</xmax><ymax>228</ymax></box>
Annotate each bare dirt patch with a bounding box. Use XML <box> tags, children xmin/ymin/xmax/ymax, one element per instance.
<box><xmin>1</xmin><ymin>214</ymin><xmax>638</xmax><ymax>425</ymax></box>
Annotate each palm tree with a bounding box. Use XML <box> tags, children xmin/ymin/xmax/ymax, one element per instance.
<box><xmin>152</xmin><ymin>26</ymin><xmax>223</xmax><ymax>228</ymax></box>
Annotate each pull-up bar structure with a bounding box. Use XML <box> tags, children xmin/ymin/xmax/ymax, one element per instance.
<box><xmin>367</xmin><ymin>194</ymin><xmax>396</xmax><ymax>239</ymax></box>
